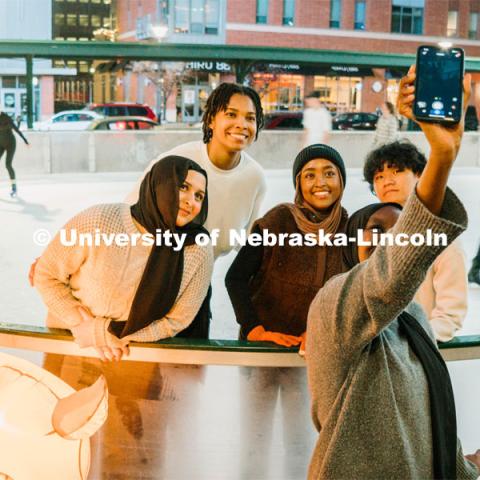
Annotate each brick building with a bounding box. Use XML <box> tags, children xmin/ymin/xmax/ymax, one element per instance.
<box><xmin>113</xmin><ymin>0</ymin><xmax>480</xmax><ymax>121</ymax></box>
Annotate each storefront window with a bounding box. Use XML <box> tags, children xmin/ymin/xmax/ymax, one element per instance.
<box><xmin>256</xmin><ymin>0</ymin><xmax>268</xmax><ymax>24</ymax></box>
<box><xmin>330</xmin><ymin>0</ymin><xmax>341</xmax><ymax>28</ymax></box>
<box><xmin>314</xmin><ymin>76</ymin><xmax>362</xmax><ymax>113</ymax></box>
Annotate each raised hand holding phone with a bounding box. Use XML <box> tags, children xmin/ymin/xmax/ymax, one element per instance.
<box><xmin>414</xmin><ymin>45</ymin><xmax>464</xmax><ymax>125</ymax></box>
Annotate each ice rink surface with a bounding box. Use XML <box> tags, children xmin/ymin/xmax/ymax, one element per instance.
<box><xmin>0</xmin><ymin>169</ymin><xmax>479</xmax><ymax>478</ymax></box>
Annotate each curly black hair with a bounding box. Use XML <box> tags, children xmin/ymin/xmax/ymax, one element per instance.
<box><xmin>363</xmin><ymin>140</ymin><xmax>427</xmax><ymax>193</ymax></box>
<box><xmin>201</xmin><ymin>83</ymin><xmax>264</xmax><ymax>144</ymax></box>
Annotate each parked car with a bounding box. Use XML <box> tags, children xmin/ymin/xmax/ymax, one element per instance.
<box><xmin>264</xmin><ymin>112</ymin><xmax>303</xmax><ymax>130</ymax></box>
<box><xmin>34</xmin><ymin>110</ymin><xmax>103</xmax><ymax>131</ymax></box>
<box><xmin>87</xmin><ymin>116</ymin><xmax>159</xmax><ymax>131</ymax></box>
<box><xmin>88</xmin><ymin>103</ymin><xmax>157</xmax><ymax>122</ymax></box>
<box><xmin>333</xmin><ymin>112</ymin><xmax>378</xmax><ymax>131</ymax></box>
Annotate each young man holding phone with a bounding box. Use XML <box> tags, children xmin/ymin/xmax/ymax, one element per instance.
<box><xmin>363</xmin><ymin>140</ymin><xmax>468</xmax><ymax>342</ymax></box>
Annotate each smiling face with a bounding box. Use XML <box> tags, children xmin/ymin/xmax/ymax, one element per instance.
<box><xmin>357</xmin><ymin>205</ymin><xmax>401</xmax><ymax>262</ymax></box>
<box><xmin>207</xmin><ymin>93</ymin><xmax>257</xmax><ymax>155</ymax></box>
<box><xmin>373</xmin><ymin>164</ymin><xmax>419</xmax><ymax>206</ymax></box>
<box><xmin>175</xmin><ymin>170</ymin><xmax>206</xmax><ymax>227</ymax></box>
<box><xmin>299</xmin><ymin>159</ymin><xmax>343</xmax><ymax>211</ymax></box>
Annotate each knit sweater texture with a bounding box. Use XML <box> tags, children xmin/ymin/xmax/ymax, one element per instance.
<box><xmin>306</xmin><ymin>188</ymin><xmax>478</xmax><ymax>480</ymax></box>
<box><xmin>34</xmin><ymin>203</ymin><xmax>214</xmax><ymax>342</ymax></box>
<box><xmin>124</xmin><ymin>140</ymin><xmax>266</xmax><ymax>259</ymax></box>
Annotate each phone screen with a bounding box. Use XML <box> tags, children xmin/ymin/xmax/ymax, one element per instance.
<box><xmin>414</xmin><ymin>46</ymin><xmax>464</xmax><ymax>123</ymax></box>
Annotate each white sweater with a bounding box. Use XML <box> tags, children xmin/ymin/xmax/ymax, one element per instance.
<box><xmin>414</xmin><ymin>239</ymin><xmax>468</xmax><ymax>342</ymax></box>
<box><xmin>34</xmin><ymin>203</ymin><xmax>214</xmax><ymax>342</ymax></box>
<box><xmin>125</xmin><ymin>141</ymin><xmax>266</xmax><ymax>259</ymax></box>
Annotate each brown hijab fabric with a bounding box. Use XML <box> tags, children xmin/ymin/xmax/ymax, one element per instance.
<box><xmin>109</xmin><ymin>155</ymin><xmax>209</xmax><ymax>338</ymax></box>
<box><xmin>257</xmin><ymin>163</ymin><xmax>347</xmax><ymax>287</ymax></box>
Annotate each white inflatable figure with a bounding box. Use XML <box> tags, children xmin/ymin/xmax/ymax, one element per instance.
<box><xmin>0</xmin><ymin>352</ymin><xmax>108</xmax><ymax>480</ymax></box>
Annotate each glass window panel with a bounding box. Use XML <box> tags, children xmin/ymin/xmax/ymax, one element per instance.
<box><xmin>79</xmin><ymin>14</ymin><xmax>89</xmax><ymax>26</ymax></box>
<box><xmin>330</xmin><ymin>0</ymin><xmax>341</xmax><ymax>28</ymax></box>
<box><xmin>103</xmin><ymin>17</ymin><xmax>111</xmax><ymax>27</ymax></box>
<box><xmin>412</xmin><ymin>8</ymin><xmax>423</xmax><ymax>33</ymax></box>
<box><xmin>91</xmin><ymin>15</ymin><xmax>101</xmax><ymax>27</ymax></box>
<box><xmin>205</xmin><ymin>0</ymin><xmax>219</xmax><ymax>33</ymax></box>
<box><xmin>469</xmin><ymin>12</ymin><xmax>478</xmax><ymax>39</ymax></box>
<box><xmin>54</xmin><ymin>14</ymin><xmax>65</xmax><ymax>25</ymax></box>
<box><xmin>175</xmin><ymin>0</ymin><xmax>189</xmax><ymax>33</ymax></box>
<box><xmin>447</xmin><ymin>10</ymin><xmax>458</xmax><ymax>36</ymax></box>
<box><xmin>401</xmin><ymin>8</ymin><xmax>412</xmax><ymax>33</ymax></box>
<box><xmin>282</xmin><ymin>0</ymin><xmax>295</xmax><ymax>25</ymax></box>
<box><xmin>67</xmin><ymin>14</ymin><xmax>77</xmax><ymax>26</ymax></box>
<box><xmin>256</xmin><ymin>0</ymin><xmax>268</xmax><ymax>23</ymax></box>
<box><xmin>354</xmin><ymin>0</ymin><xmax>365</xmax><ymax>29</ymax></box>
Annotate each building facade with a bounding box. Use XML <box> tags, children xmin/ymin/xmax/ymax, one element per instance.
<box><xmin>113</xmin><ymin>0</ymin><xmax>480</xmax><ymax>122</ymax></box>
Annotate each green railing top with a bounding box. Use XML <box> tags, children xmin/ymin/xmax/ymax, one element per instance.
<box><xmin>0</xmin><ymin>322</ymin><xmax>479</xmax><ymax>353</ymax></box>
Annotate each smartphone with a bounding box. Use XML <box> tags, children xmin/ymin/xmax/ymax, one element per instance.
<box><xmin>414</xmin><ymin>45</ymin><xmax>464</xmax><ymax>124</ymax></box>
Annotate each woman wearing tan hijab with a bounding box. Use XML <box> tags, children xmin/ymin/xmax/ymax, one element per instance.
<box><xmin>225</xmin><ymin>144</ymin><xmax>348</xmax><ymax>351</ymax></box>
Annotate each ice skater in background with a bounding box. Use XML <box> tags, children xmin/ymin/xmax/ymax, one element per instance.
<box><xmin>0</xmin><ymin>110</ymin><xmax>29</xmax><ymax>197</ymax></box>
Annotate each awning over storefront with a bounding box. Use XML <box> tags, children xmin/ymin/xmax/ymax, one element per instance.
<box><xmin>253</xmin><ymin>62</ymin><xmax>374</xmax><ymax>77</ymax></box>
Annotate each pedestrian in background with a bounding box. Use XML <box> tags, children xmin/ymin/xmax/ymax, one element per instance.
<box><xmin>0</xmin><ymin>110</ymin><xmax>29</xmax><ymax>197</ymax></box>
<box><xmin>372</xmin><ymin>101</ymin><xmax>399</xmax><ymax>148</ymax></box>
<box><xmin>302</xmin><ymin>92</ymin><xmax>332</xmax><ymax>147</ymax></box>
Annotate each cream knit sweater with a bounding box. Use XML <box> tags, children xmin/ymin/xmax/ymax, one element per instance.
<box><xmin>34</xmin><ymin>203</ymin><xmax>214</xmax><ymax>342</ymax></box>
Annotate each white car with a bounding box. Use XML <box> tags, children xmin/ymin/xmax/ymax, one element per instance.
<box><xmin>34</xmin><ymin>110</ymin><xmax>103</xmax><ymax>131</ymax></box>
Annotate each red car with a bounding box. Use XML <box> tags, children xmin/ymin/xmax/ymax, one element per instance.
<box><xmin>88</xmin><ymin>103</ymin><xmax>157</xmax><ymax>122</ymax></box>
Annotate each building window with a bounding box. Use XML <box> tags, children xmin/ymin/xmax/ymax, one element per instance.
<box><xmin>79</xmin><ymin>14</ymin><xmax>89</xmax><ymax>27</ymax></box>
<box><xmin>103</xmin><ymin>17</ymin><xmax>111</xmax><ymax>27</ymax></box>
<box><xmin>256</xmin><ymin>0</ymin><xmax>268</xmax><ymax>24</ymax></box>
<box><xmin>205</xmin><ymin>0</ymin><xmax>219</xmax><ymax>34</ymax></box>
<box><xmin>447</xmin><ymin>10</ymin><xmax>458</xmax><ymax>37</ymax></box>
<box><xmin>66</xmin><ymin>14</ymin><xmax>77</xmax><ymax>26</ymax></box>
<box><xmin>79</xmin><ymin>61</ymin><xmax>89</xmax><ymax>73</ymax></box>
<box><xmin>79</xmin><ymin>0</ymin><xmax>89</xmax><ymax>3</ymax></box>
<box><xmin>391</xmin><ymin>0</ymin><xmax>424</xmax><ymax>34</ymax></box>
<box><xmin>91</xmin><ymin>15</ymin><xmax>101</xmax><ymax>27</ymax></box>
<box><xmin>469</xmin><ymin>12</ymin><xmax>478</xmax><ymax>39</ymax></box>
<box><xmin>354</xmin><ymin>0</ymin><xmax>366</xmax><ymax>30</ymax></box>
<box><xmin>282</xmin><ymin>0</ymin><xmax>294</xmax><ymax>26</ymax></box>
<box><xmin>174</xmin><ymin>0</ymin><xmax>220</xmax><ymax>35</ymax></box>
<box><xmin>91</xmin><ymin>0</ymin><xmax>101</xmax><ymax>3</ymax></box>
<box><xmin>174</xmin><ymin>0</ymin><xmax>190</xmax><ymax>33</ymax></box>
<box><xmin>330</xmin><ymin>0</ymin><xmax>341</xmax><ymax>28</ymax></box>
<box><xmin>54</xmin><ymin>14</ymin><xmax>65</xmax><ymax>25</ymax></box>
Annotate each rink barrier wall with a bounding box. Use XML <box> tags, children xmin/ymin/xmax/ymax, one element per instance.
<box><xmin>12</xmin><ymin>130</ymin><xmax>480</xmax><ymax>174</ymax></box>
<box><xmin>0</xmin><ymin>323</ymin><xmax>479</xmax><ymax>366</ymax></box>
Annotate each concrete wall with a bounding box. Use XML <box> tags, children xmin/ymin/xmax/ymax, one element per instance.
<box><xmin>10</xmin><ymin>130</ymin><xmax>480</xmax><ymax>175</ymax></box>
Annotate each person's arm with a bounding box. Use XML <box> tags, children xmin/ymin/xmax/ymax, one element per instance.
<box><xmin>125</xmin><ymin>245</ymin><xmax>213</xmax><ymax>342</ymax></box>
<box><xmin>10</xmin><ymin>118</ymin><xmax>29</xmax><ymax>144</ymax></box>
<box><xmin>225</xmin><ymin>226</ymin><xmax>302</xmax><ymax>347</ymax></box>
<box><xmin>225</xmin><ymin>234</ymin><xmax>264</xmax><ymax>336</ymax></box>
<box><xmin>34</xmin><ymin>216</ymin><xmax>90</xmax><ymax>328</ymax></box>
<box><xmin>428</xmin><ymin>242</ymin><xmax>468</xmax><ymax>342</ymax></box>
<box><xmin>456</xmin><ymin>439</ymin><xmax>480</xmax><ymax>479</ymax></box>
<box><xmin>309</xmin><ymin>187</ymin><xmax>468</xmax><ymax>358</ymax></box>
<box><xmin>398</xmin><ymin>66</ymin><xmax>471</xmax><ymax>215</ymax></box>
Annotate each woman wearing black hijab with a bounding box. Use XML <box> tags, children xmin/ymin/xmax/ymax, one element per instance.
<box><xmin>34</xmin><ymin>156</ymin><xmax>214</xmax><ymax>361</ymax></box>
<box><xmin>306</xmin><ymin>67</ymin><xmax>480</xmax><ymax>479</ymax></box>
